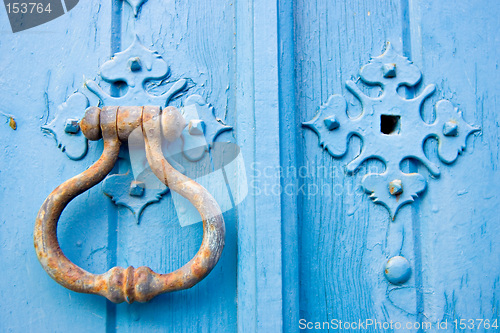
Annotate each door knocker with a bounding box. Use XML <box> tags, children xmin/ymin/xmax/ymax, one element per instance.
<box><xmin>34</xmin><ymin>105</ymin><xmax>225</xmax><ymax>303</ymax></box>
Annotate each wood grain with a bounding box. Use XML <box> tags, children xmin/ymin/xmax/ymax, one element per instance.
<box><xmin>295</xmin><ymin>0</ymin><xmax>421</xmax><ymax>331</ymax></box>
<box><xmin>413</xmin><ymin>0</ymin><xmax>500</xmax><ymax>328</ymax></box>
<box><xmin>0</xmin><ymin>0</ymin><xmax>498</xmax><ymax>331</ymax></box>
<box><xmin>114</xmin><ymin>0</ymin><xmax>237</xmax><ymax>332</ymax></box>
<box><xmin>0</xmin><ymin>1</ymin><xmax>112</xmax><ymax>331</ymax></box>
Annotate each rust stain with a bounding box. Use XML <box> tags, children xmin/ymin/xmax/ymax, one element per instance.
<box><xmin>8</xmin><ymin>117</ymin><xmax>16</xmax><ymax>130</ymax></box>
<box><xmin>34</xmin><ymin>105</ymin><xmax>225</xmax><ymax>303</ymax></box>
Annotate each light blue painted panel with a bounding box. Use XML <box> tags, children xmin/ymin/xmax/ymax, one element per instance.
<box><xmin>1</xmin><ymin>0</ymin><xmax>498</xmax><ymax>332</ymax></box>
<box><xmin>106</xmin><ymin>0</ymin><xmax>238</xmax><ymax>332</ymax></box>
<box><xmin>0</xmin><ymin>1</ymin><xmax>113</xmax><ymax>332</ymax></box>
<box><xmin>0</xmin><ymin>0</ymin><xmax>244</xmax><ymax>331</ymax></box>
<box><xmin>295</xmin><ymin>0</ymin><xmax>499</xmax><ymax>332</ymax></box>
<box><xmin>295</xmin><ymin>1</ymin><xmax>422</xmax><ymax>331</ymax></box>
<box><xmin>411</xmin><ymin>0</ymin><xmax>500</xmax><ymax>328</ymax></box>
<box><xmin>235</xmin><ymin>0</ymin><xmax>285</xmax><ymax>332</ymax></box>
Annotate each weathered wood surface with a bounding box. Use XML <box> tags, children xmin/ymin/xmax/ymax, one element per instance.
<box><xmin>113</xmin><ymin>1</ymin><xmax>237</xmax><ymax>332</ymax></box>
<box><xmin>415</xmin><ymin>0</ymin><xmax>500</xmax><ymax>329</ymax></box>
<box><xmin>296</xmin><ymin>0</ymin><xmax>417</xmax><ymax>331</ymax></box>
<box><xmin>296</xmin><ymin>0</ymin><xmax>498</xmax><ymax>332</ymax></box>
<box><xmin>0</xmin><ymin>0</ymin><xmax>498</xmax><ymax>332</ymax></box>
<box><xmin>0</xmin><ymin>1</ymin><xmax>112</xmax><ymax>332</ymax></box>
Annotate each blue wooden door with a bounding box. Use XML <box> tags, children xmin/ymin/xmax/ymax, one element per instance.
<box><xmin>294</xmin><ymin>0</ymin><xmax>500</xmax><ymax>332</ymax></box>
<box><xmin>0</xmin><ymin>0</ymin><xmax>498</xmax><ymax>332</ymax></box>
<box><xmin>0</xmin><ymin>1</ymin><xmax>238</xmax><ymax>331</ymax></box>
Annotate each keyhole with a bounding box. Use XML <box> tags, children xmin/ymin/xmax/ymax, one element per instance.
<box><xmin>381</xmin><ymin>115</ymin><xmax>401</xmax><ymax>135</ymax></box>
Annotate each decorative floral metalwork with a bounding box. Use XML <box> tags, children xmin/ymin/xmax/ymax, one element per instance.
<box><xmin>180</xmin><ymin>95</ymin><xmax>233</xmax><ymax>161</ymax></box>
<box><xmin>41</xmin><ymin>92</ymin><xmax>89</xmax><ymax>160</ymax></box>
<box><xmin>41</xmin><ymin>36</ymin><xmax>232</xmax><ymax>220</ymax></box>
<box><xmin>102</xmin><ymin>166</ymin><xmax>168</xmax><ymax>223</ymax></box>
<box><xmin>303</xmin><ymin>43</ymin><xmax>480</xmax><ymax>219</ymax></box>
<box><xmin>85</xmin><ymin>36</ymin><xmax>187</xmax><ymax>107</ymax></box>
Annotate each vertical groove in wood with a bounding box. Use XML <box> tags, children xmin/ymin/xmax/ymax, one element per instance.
<box><xmin>253</xmin><ymin>0</ymin><xmax>283</xmax><ymax>331</ymax></box>
<box><xmin>237</xmin><ymin>0</ymin><xmax>283</xmax><ymax>331</ymax></box>
<box><xmin>236</xmin><ymin>0</ymin><xmax>257</xmax><ymax>331</ymax></box>
<box><xmin>278</xmin><ymin>0</ymin><xmax>300</xmax><ymax>332</ymax></box>
<box><xmin>105</xmin><ymin>164</ymin><xmax>119</xmax><ymax>333</ymax></box>
<box><xmin>110</xmin><ymin>0</ymin><xmax>122</xmax><ymax>56</ymax></box>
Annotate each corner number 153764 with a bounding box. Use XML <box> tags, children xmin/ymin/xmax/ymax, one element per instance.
<box><xmin>6</xmin><ymin>3</ymin><xmax>52</xmax><ymax>14</ymax></box>
<box><xmin>453</xmin><ymin>319</ymin><xmax>498</xmax><ymax>330</ymax></box>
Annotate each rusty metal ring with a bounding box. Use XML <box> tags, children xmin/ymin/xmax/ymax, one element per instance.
<box><xmin>34</xmin><ymin>106</ymin><xmax>225</xmax><ymax>303</ymax></box>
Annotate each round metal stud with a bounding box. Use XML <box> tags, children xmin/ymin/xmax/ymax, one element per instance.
<box><xmin>384</xmin><ymin>256</ymin><xmax>411</xmax><ymax>284</ymax></box>
<box><xmin>389</xmin><ymin>179</ymin><xmax>403</xmax><ymax>196</ymax></box>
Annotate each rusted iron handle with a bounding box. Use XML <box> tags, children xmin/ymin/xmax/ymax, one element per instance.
<box><xmin>34</xmin><ymin>106</ymin><xmax>225</xmax><ymax>303</ymax></box>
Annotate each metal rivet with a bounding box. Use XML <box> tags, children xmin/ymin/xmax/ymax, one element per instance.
<box><xmin>389</xmin><ymin>179</ymin><xmax>403</xmax><ymax>195</ymax></box>
<box><xmin>129</xmin><ymin>180</ymin><xmax>145</xmax><ymax>197</ymax></box>
<box><xmin>324</xmin><ymin>115</ymin><xmax>340</xmax><ymax>130</ymax></box>
<box><xmin>443</xmin><ymin>121</ymin><xmax>458</xmax><ymax>136</ymax></box>
<box><xmin>383</xmin><ymin>63</ymin><xmax>396</xmax><ymax>78</ymax></box>
<box><xmin>384</xmin><ymin>256</ymin><xmax>411</xmax><ymax>284</ymax></box>
<box><xmin>128</xmin><ymin>57</ymin><xmax>142</xmax><ymax>72</ymax></box>
<box><xmin>188</xmin><ymin>119</ymin><xmax>206</xmax><ymax>136</ymax></box>
<box><xmin>64</xmin><ymin>119</ymin><xmax>80</xmax><ymax>134</ymax></box>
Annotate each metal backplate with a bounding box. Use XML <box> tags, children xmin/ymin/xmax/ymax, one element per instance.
<box><xmin>41</xmin><ymin>36</ymin><xmax>232</xmax><ymax>221</ymax></box>
<box><xmin>303</xmin><ymin>43</ymin><xmax>480</xmax><ymax>219</ymax></box>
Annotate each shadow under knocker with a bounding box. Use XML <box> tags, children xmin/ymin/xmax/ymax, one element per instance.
<box><xmin>34</xmin><ymin>105</ymin><xmax>225</xmax><ymax>303</ymax></box>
